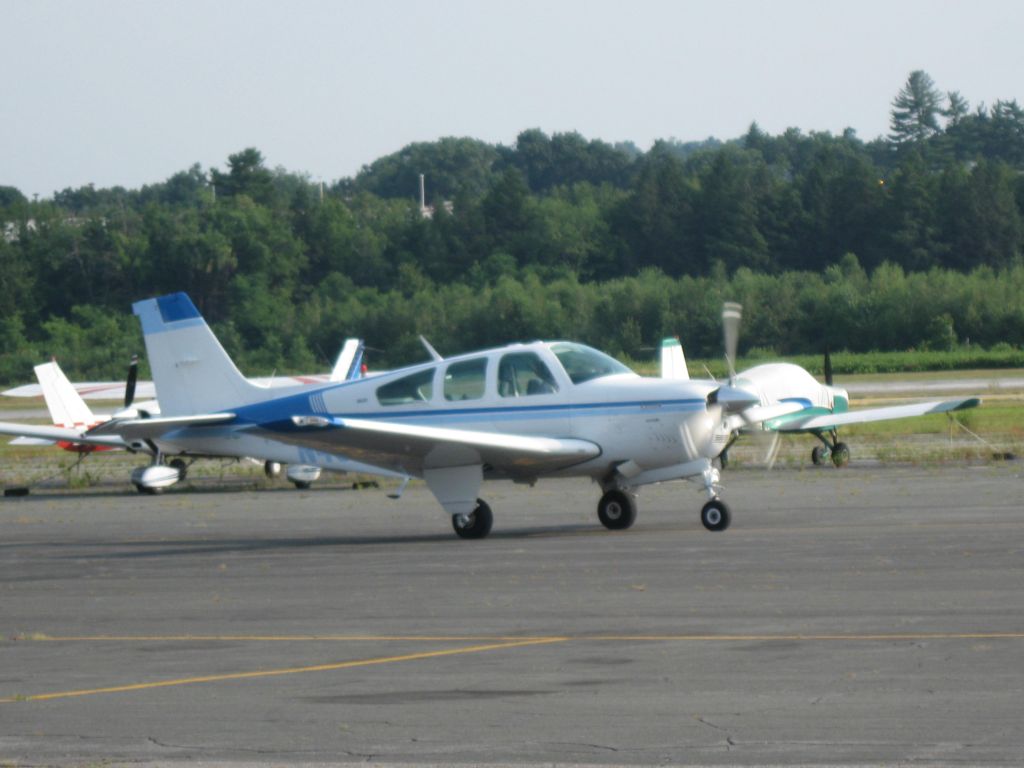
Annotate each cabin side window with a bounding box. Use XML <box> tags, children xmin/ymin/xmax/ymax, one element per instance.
<box><xmin>498</xmin><ymin>352</ymin><xmax>559</xmax><ymax>397</ymax></box>
<box><xmin>376</xmin><ymin>368</ymin><xmax>435</xmax><ymax>406</ymax></box>
<box><xmin>444</xmin><ymin>358</ymin><xmax>487</xmax><ymax>401</ymax></box>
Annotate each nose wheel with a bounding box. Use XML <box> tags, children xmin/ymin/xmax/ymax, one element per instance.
<box><xmin>700</xmin><ymin>498</ymin><xmax>731</xmax><ymax>532</ymax></box>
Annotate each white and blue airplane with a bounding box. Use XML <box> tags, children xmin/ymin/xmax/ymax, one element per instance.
<box><xmin>83</xmin><ymin>293</ymin><xmax>980</xmax><ymax>538</ymax></box>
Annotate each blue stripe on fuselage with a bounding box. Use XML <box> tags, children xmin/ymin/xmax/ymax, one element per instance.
<box><xmin>780</xmin><ymin>397</ymin><xmax>814</xmax><ymax>409</ymax></box>
<box><xmin>231</xmin><ymin>390</ymin><xmax>707</xmax><ymax>429</ymax></box>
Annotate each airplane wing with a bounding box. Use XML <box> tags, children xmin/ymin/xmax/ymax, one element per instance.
<box><xmin>251</xmin><ymin>416</ymin><xmax>602</xmax><ymax>478</ymax></box>
<box><xmin>0</xmin><ymin>421</ymin><xmax>128</xmax><ymax>448</ymax></box>
<box><xmin>772</xmin><ymin>396</ymin><xmax>981</xmax><ymax>432</ymax></box>
<box><xmin>2</xmin><ymin>380</ymin><xmax>159</xmax><ymax>400</ymax></box>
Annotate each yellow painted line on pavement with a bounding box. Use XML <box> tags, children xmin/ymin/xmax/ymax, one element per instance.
<box><xmin>584</xmin><ymin>632</ymin><xmax>1024</xmax><ymax>642</ymax></box>
<box><xmin>22</xmin><ymin>634</ymin><xmax>558</xmax><ymax>643</ymax></box>
<box><xmin>5</xmin><ymin>631</ymin><xmax>1022</xmax><ymax>704</ymax></box>
<box><xmin>15</xmin><ymin>631</ymin><xmax>1024</xmax><ymax>644</ymax></box>
<box><xmin>0</xmin><ymin>636</ymin><xmax>568</xmax><ymax>704</ymax></box>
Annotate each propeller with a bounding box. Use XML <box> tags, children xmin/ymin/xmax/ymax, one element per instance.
<box><xmin>722</xmin><ymin>302</ymin><xmax>742</xmax><ymax>385</ymax></box>
<box><xmin>124</xmin><ymin>354</ymin><xmax>139</xmax><ymax>410</ymax></box>
<box><xmin>707</xmin><ymin>302</ymin><xmax>756</xmax><ymax>412</ymax></box>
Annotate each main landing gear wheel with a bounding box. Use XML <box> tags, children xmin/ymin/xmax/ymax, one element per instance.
<box><xmin>597</xmin><ymin>489</ymin><xmax>637</xmax><ymax>531</ymax></box>
<box><xmin>452</xmin><ymin>499</ymin><xmax>493</xmax><ymax>540</ymax></box>
<box><xmin>701</xmin><ymin>499</ymin><xmax>731</xmax><ymax>532</ymax></box>
<box><xmin>811</xmin><ymin>445</ymin><xmax>828</xmax><ymax>465</ymax></box>
<box><xmin>169</xmin><ymin>458</ymin><xmax>188</xmax><ymax>481</ymax></box>
<box><xmin>831</xmin><ymin>442</ymin><xmax>850</xmax><ymax>468</ymax></box>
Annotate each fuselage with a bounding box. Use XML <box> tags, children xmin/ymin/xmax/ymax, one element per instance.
<box><xmin>166</xmin><ymin>341</ymin><xmax>725</xmax><ymax>482</ymax></box>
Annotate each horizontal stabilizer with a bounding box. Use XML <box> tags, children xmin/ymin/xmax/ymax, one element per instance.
<box><xmin>10</xmin><ymin>436</ymin><xmax>57</xmax><ymax>446</ymax></box>
<box><xmin>0</xmin><ymin>421</ymin><xmax>127</xmax><ymax>448</ymax></box>
<box><xmin>86</xmin><ymin>412</ymin><xmax>236</xmax><ymax>441</ymax></box>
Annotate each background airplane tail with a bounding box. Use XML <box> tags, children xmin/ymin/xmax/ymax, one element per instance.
<box><xmin>659</xmin><ymin>337</ymin><xmax>690</xmax><ymax>380</ymax></box>
<box><xmin>330</xmin><ymin>338</ymin><xmax>365</xmax><ymax>382</ymax></box>
<box><xmin>133</xmin><ymin>293</ymin><xmax>269</xmax><ymax>416</ymax></box>
<box><xmin>36</xmin><ymin>360</ymin><xmax>95</xmax><ymax>427</ymax></box>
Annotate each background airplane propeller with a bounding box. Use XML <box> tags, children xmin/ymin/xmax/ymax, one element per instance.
<box><xmin>124</xmin><ymin>354</ymin><xmax>139</xmax><ymax>410</ymax></box>
<box><xmin>722</xmin><ymin>302</ymin><xmax>742</xmax><ymax>385</ymax></box>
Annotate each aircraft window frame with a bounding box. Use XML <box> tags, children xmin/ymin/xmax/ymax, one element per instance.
<box><xmin>550</xmin><ymin>342</ymin><xmax>633</xmax><ymax>385</ymax></box>
<box><xmin>376</xmin><ymin>368</ymin><xmax>435</xmax><ymax>406</ymax></box>
<box><xmin>443</xmin><ymin>358</ymin><xmax>488</xmax><ymax>401</ymax></box>
<box><xmin>497</xmin><ymin>352</ymin><xmax>559</xmax><ymax>398</ymax></box>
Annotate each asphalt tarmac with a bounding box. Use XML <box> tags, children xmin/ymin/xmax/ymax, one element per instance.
<box><xmin>1</xmin><ymin>463</ymin><xmax>1023</xmax><ymax>766</ymax></box>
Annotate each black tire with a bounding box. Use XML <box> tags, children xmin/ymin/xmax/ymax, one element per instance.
<box><xmin>811</xmin><ymin>445</ymin><xmax>827</xmax><ymax>465</ymax></box>
<box><xmin>597</xmin><ymin>490</ymin><xmax>637</xmax><ymax>530</ymax></box>
<box><xmin>452</xmin><ymin>499</ymin><xmax>493</xmax><ymax>539</ymax></box>
<box><xmin>831</xmin><ymin>442</ymin><xmax>850</xmax><ymax>468</ymax></box>
<box><xmin>169</xmin><ymin>458</ymin><xmax>188</xmax><ymax>481</ymax></box>
<box><xmin>700</xmin><ymin>498</ymin><xmax>731</xmax><ymax>532</ymax></box>
<box><xmin>293</xmin><ymin>480</ymin><xmax>312</xmax><ymax>490</ymax></box>
<box><xmin>264</xmin><ymin>461</ymin><xmax>282</xmax><ymax>478</ymax></box>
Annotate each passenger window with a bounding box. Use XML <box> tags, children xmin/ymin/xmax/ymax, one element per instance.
<box><xmin>376</xmin><ymin>368</ymin><xmax>435</xmax><ymax>406</ymax></box>
<box><xmin>498</xmin><ymin>352</ymin><xmax>559</xmax><ymax>398</ymax></box>
<box><xmin>444</xmin><ymin>358</ymin><xmax>487</xmax><ymax>401</ymax></box>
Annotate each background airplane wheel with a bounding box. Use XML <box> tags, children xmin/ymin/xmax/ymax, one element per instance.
<box><xmin>264</xmin><ymin>461</ymin><xmax>282</xmax><ymax>478</ymax></box>
<box><xmin>169</xmin><ymin>458</ymin><xmax>188</xmax><ymax>480</ymax></box>
<box><xmin>292</xmin><ymin>480</ymin><xmax>312</xmax><ymax>490</ymax></box>
<box><xmin>831</xmin><ymin>442</ymin><xmax>850</xmax><ymax>467</ymax></box>
<box><xmin>452</xmin><ymin>499</ymin><xmax>493</xmax><ymax>539</ymax></box>
<box><xmin>700</xmin><ymin>499</ymin><xmax>731</xmax><ymax>532</ymax></box>
<box><xmin>597</xmin><ymin>490</ymin><xmax>637</xmax><ymax>530</ymax></box>
<box><xmin>811</xmin><ymin>446</ymin><xmax>827</xmax><ymax>465</ymax></box>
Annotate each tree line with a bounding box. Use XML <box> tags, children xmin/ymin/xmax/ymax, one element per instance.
<box><xmin>0</xmin><ymin>71</ymin><xmax>1022</xmax><ymax>382</ymax></box>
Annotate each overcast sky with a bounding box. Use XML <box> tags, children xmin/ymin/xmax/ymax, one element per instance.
<box><xmin>3</xmin><ymin>0</ymin><xmax>1022</xmax><ymax>199</ymax></box>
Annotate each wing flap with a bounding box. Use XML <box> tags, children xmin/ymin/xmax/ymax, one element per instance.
<box><xmin>255</xmin><ymin>416</ymin><xmax>601</xmax><ymax>476</ymax></box>
<box><xmin>776</xmin><ymin>396</ymin><xmax>981</xmax><ymax>432</ymax></box>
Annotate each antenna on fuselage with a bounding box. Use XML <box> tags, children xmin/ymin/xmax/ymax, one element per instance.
<box><xmin>419</xmin><ymin>335</ymin><xmax>443</xmax><ymax>362</ymax></box>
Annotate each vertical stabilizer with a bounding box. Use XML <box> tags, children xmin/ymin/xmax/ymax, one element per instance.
<box><xmin>36</xmin><ymin>361</ymin><xmax>95</xmax><ymax>427</ymax></box>
<box><xmin>659</xmin><ymin>337</ymin><xmax>690</xmax><ymax>381</ymax></box>
<box><xmin>329</xmin><ymin>338</ymin><xmax>365</xmax><ymax>382</ymax></box>
<box><xmin>133</xmin><ymin>293</ymin><xmax>268</xmax><ymax>416</ymax></box>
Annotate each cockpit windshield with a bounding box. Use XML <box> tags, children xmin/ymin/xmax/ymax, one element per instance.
<box><xmin>549</xmin><ymin>342</ymin><xmax>634</xmax><ymax>384</ymax></box>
